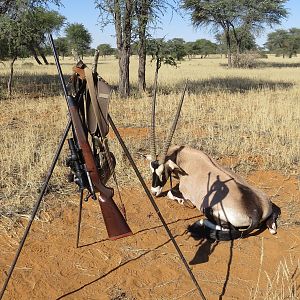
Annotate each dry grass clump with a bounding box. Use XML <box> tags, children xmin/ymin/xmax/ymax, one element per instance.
<box><xmin>264</xmin><ymin>257</ymin><xmax>300</xmax><ymax>300</ymax></box>
<box><xmin>0</xmin><ymin>95</ymin><xmax>69</xmax><ymax>216</ymax></box>
<box><xmin>0</xmin><ymin>55</ymin><xmax>299</xmax><ymax>218</ymax></box>
<box><xmin>249</xmin><ymin>256</ymin><xmax>300</xmax><ymax>300</ymax></box>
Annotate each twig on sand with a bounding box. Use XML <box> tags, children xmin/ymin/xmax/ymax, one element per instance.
<box><xmin>173</xmin><ymin>288</ymin><xmax>196</xmax><ymax>299</ymax></box>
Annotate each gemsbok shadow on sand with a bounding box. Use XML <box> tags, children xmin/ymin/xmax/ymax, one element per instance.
<box><xmin>188</xmin><ymin>172</ymin><xmax>270</xmax><ymax>255</ymax></box>
<box><xmin>187</xmin><ymin>174</ymin><xmax>272</xmax><ymax>299</ymax></box>
<box><xmin>187</xmin><ymin>173</ymin><xmax>235</xmax><ymax>300</ymax></box>
<box><xmin>188</xmin><ymin>173</ymin><xmax>232</xmax><ymax>265</ymax></box>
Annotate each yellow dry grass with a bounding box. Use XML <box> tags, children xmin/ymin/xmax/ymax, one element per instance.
<box><xmin>0</xmin><ymin>54</ymin><xmax>299</xmax><ymax>216</ymax></box>
<box><xmin>0</xmin><ymin>54</ymin><xmax>299</xmax><ymax>300</ymax></box>
<box><xmin>249</xmin><ymin>240</ymin><xmax>300</xmax><ymax>300</ymax></box>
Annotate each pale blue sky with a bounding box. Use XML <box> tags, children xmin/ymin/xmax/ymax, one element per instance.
<box><xmin>50</xmin><ymin>0</ymin><xmax>300</xmax><ymax>48</ymax></box>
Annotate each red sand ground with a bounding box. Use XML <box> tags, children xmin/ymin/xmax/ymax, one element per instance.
<box><xmin>0</xmin><ymin>170</ymin><xmax>299</xmax><ymax>300</ymax></box>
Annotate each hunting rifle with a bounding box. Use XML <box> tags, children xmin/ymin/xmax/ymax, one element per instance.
<box><xmin>50</xmin><ymin>34</ymin><xmax>132</xmax><ymax>240</ymax></box>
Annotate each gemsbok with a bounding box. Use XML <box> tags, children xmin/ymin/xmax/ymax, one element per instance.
<box><xmin>146</xmin><ymin>81</ymin><xmax>280</xmax><ymax>241</ymax></box>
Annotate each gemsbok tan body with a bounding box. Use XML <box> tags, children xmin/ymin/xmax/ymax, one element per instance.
<box><xmin>147</xmin><ymin>80</ymin><xmax>279</xmax><ymax>241</ymax></box>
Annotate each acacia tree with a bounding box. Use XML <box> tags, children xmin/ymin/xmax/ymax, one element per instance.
<box><xmin>0</xmin><ymin>2</ymin><xmax>63</xmax><ymax>95</ymax></box>
<box><xmin>165</xmin><ymin>38</ymin><xmax>187</xmax><ymax>60</ymax></box>
<box><xmin>97</xmin><ymin>43</ymin><xmax>116</xmax><ymax>57</ymax></box>
<box><xmin>0</xmin><ymin>0</ymin><xmax>61</xmax><ymax>16</ymax></box>
<box><xmin>216</xmin><ymin>29</ymin><xmax>257</xmax><ymax>54</ymax></box>
<box><xmin>55</xmin><ymin>37</ymin><xmax>69</xmax><ymax>59</ymax></box>
<box><xmin>134</xmin><ymin>0</ymin><xmax>172</xmax><ymax>92</ymax></box>
<box><xmin>265</xmin><ymin>28</ymin><xmax>300</xmax><ymax>58</ymax></box>
<box><xmin>182</xmin><ymin>0</ymin><xmax>288</xmax><ymax>67</ymax></box>
<box><xmin>191</xmin><ymin>39</ymin><xmax>218</xmax><ymax>57</ymax></box>
<box><xmin>95</xmin><ymin>0</ymin><xmax>173</xmax><ymax>96</ymax></box>
<box><xmin>182</xmin><ymin>0</ymin><xmax>238</xmax><ymax>67</ymax></box>
<box><xmin>95</xmin><ymin>0</ymin><xmax>134</xmax><ymax>98</ymax></box>
<box><xmin>230</xmin><ymin>1</ymin><xmax>287</xmax><ymax>56</ymax></box>
<box><xmin>65</xmin><ymin>23</ymin><xmax>92</xmax><ymax>59</ymax></box>
<box><xmin>25</xmin><ymin>7</ymin><xmax>65</xmax><ymax>65</ymax></box>
<box><xmin>0</xmin><ymin>14</ymin><xmax>29</xmax><ymax>95</ymax></box>
<box><xmin>287</xmin><ymin>28</ymin><xmax>300</xmax><ymax>57</ymax></box>
<box><xmin>147</xmin><ymin>38</ymin><xmax>178</xmax><ymax>67</ymax></box>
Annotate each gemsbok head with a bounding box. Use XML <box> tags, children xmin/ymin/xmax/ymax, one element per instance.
<box><xmin>146</xmin><ymin>78</ymin><xmax>280</xmax><ymax>241</ymax></box>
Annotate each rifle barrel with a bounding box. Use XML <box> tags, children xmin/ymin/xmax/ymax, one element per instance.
<box><xmin>48</xmin><ymin>34</ymin><xmax>68</xmax><ymax>98</ymax></box>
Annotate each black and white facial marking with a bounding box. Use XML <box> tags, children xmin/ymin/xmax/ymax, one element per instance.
<box><xmin>150</xmin><ymin>160</ymin><xmax>168</xmax><ymax>196</ymax></box>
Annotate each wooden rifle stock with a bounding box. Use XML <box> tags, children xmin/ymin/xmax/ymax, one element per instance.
<box><xmin>67</xmin><ymin>96</ymin><xmax>132</xmax><ymax>240</ymax></box>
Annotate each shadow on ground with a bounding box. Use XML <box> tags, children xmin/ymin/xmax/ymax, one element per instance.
<box><xmin>0</xmin><ymin>74</ymin><xmax>64</xmax><ymax>97</ymax></box>
<box><xmin>258</xmin><ymin>61</ymin><xmax>300</xmax><ymax>68</ymax></box>
<box><xmin>169</xmin><ymin>77</ymin><xmax>294</xmax><ymax>95</ymax></box>
<box><xmin>0</xmin><ymin>73</ymin><xmax>294</xmax><ymax>99</ymax></box>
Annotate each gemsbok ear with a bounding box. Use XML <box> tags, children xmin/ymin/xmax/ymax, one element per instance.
<box><xmin>165</xmin><ymin>160</ymin><xmax>188</xmax><ymax>176</ymax></box>
<box><xmin>137</xmin><ymin>152</ymin><xmax>152</xmax><ymax>161</ymax></box>
<box><xmin>165</xmin><ymin>160</ymin><xmax>180</xmax><ymax>171</ymax></box>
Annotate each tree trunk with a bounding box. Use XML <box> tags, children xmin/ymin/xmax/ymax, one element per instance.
<box><xmin>31</xmin><ymin>47</ymin><xmax>42</xmax><ymax>65</ymax></box>
<box><xmin>225</xmin><ymin>30</ymin><xmax>232</xmax><ymax>68</ymax></box>
<box><xmin>138</xmin><ymin>37</ymin><xmax>146</xmax><ymax>92</ymax></box>
<box><xmin>230</xmin><ymin>25</ymin><xmax>241</xmax><ymax>56</ymax></box>
<box><xmin>71</xmin><ymin>49</ymin><xmax>81</xmax><ymax>62</ymax></box>
<box><xmin>7</xmin><ymin>56</ymin><xmax>17</xmax><ymax>97</ymax></box>
<box><xmin>92</xmin><ymin>49</ymin><xmax>100</xmax><ymax>73</ymax></box>
<box><xmin>39</xmin><ymin>51</ymin><xmax>49</xmax><ymax>65</ymax></box>
<box><xmin>119</xmin><ymin>48</ymin><xmax>130</xmax><ymax>98</ymax></box>
<box><xmin>136</xmin><ymin>0</ymin><xmax>149</xmax><ymax>93</ymax></box>
<box><xmin>114</xmin><ymin>0</ymin><xmax>133</xmax><ymax>98</ymax></box>
<box><xmin>37</xmin><ymin>46</ymin><xmax>49</xmax><ymax>64</ymax></box>
<box><xmin>236</xmin><ymin>40</ymin><xmax>241</xmax><ymax>56</ymax></box>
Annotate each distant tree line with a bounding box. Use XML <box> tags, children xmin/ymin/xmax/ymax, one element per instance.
<box><xmin>2</xmin><ymin>0</ymin><xmax>298</xmax><ymax>99</ymax></box>
<box><xmin>94</xmin><ymin>0</ymin><xmax>289</xmax><ymax>97</ymax></box>
<box><xmin>182</xmin><ymin>0</ymin><xmax>288</xmax><ymax>68</ymax></box>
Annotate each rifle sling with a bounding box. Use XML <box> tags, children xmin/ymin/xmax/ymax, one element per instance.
<box><xmin>84</xmin><ymin>67</ymin><xmax>109</xmax><ymax>137</ymax></box>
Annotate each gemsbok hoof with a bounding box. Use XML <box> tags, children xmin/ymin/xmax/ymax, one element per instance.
<box><xmin>167</xmin><ymin>190</ymin><xmax>185</xmax><ymax>205</ymax></box>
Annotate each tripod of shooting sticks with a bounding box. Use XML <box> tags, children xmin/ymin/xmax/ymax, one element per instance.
<box><xmin>0</xmin><ymin>114</ymin><xmax>206</xmax><ymax>300</ymax></box>
<box><xmin>0</xmin><ymin>36</ymin><xmax>206</xmax><ymax>299</ymax></box>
